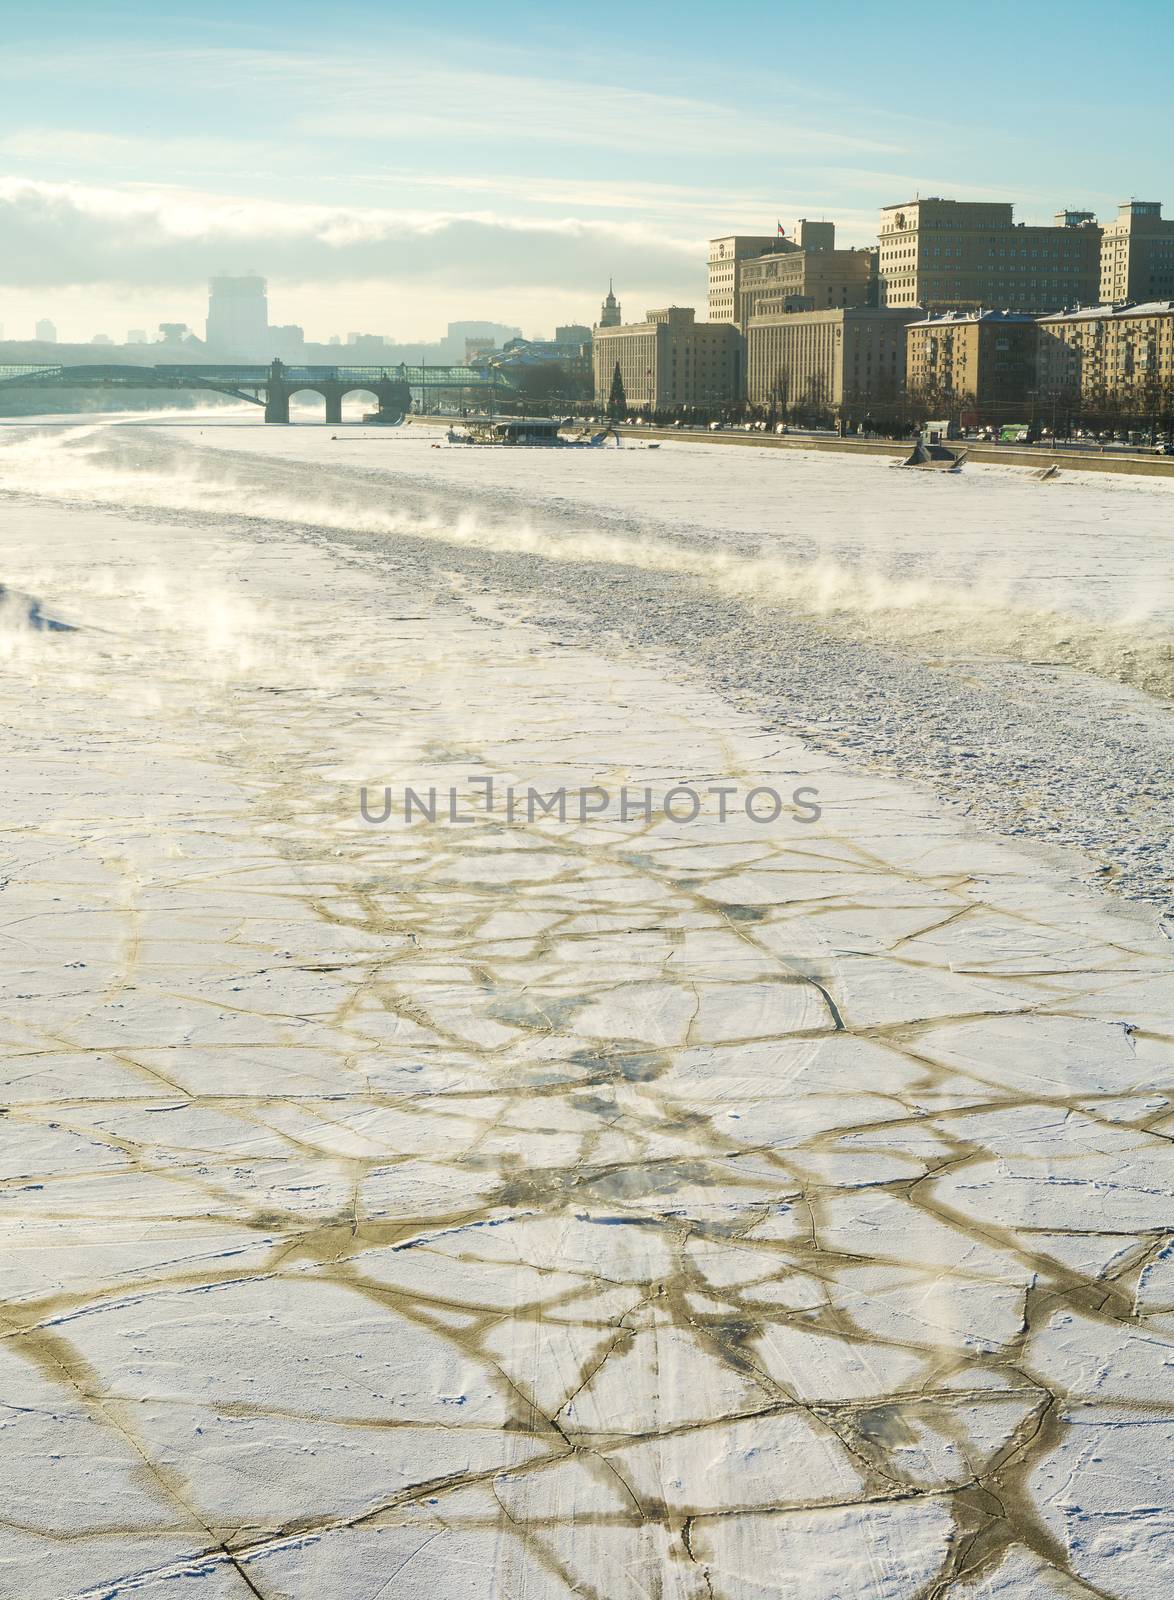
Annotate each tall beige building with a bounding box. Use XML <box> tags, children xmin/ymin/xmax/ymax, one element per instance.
<box><xmin>708</xmin><ymin>236</ymin><xmax>793</xmax><ymax>323</ymax></box>
<box><xmin>738</xmin><ymin>247</ymin><xmax>877</xmax><ymax>323</ymax></box>
<box><xmin>1037</xmin><ymin>301</ymin><xmax>1174</xmax><ymax>410</ymax></box>
<box><xmin>745</xmin><ymin>307</ymin><xmax>916</xmax><ymax>414</ymax></box>
<box><xmin>707</xmin><ymin>223</ymin><xmax>834</xmax><ymax>324</ymax></box>
<box><xmin>1100</xmin><ymin>202</ymin><xmax>1174</xmax><ymax>303</ymax></box>
<box><xmin>593</xmin><ymin>307</ymin><xmax>743</xmax><ymax>411</ymax></box>
<box><xmin>878</xmin><ymin>199</ymin><xmax>1101</xmax><ymax>314</ymax></box>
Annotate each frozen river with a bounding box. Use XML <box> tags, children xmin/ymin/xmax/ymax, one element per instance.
<box><xmin>1</xmin><ymin>416</ymin><xmax>1172</xmax><ymax>1598</ymax></box>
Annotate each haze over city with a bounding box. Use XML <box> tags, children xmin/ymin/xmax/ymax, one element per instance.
<box><xmin>4</xmin><ymin>0</ymin><xmax>1173</xmax><ymax>343</ymax></box>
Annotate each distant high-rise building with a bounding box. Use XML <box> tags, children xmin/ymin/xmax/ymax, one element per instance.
<box><xmin>91</xmin><ymin>333</ymin><xmax>114</xmax><ymax>346</ymax></box>
<box><xmin>269</xmin><ymin>324</ymin><xmax>306</xmax><ymax>359</ymax></box>
<box><xmin>158</xmin><ymin>323</ymin><xmax>189</xmax><ymax>344</ymax></box>
<box><xmin>343</xmin><ymin>333</ymin><xmax>389</xmax><ymax>357</ymax></box>
<box><xmin>35</xmin><ymin>318</ymin><xmax>57</xmax><ymax>343</ymax></box>
<box><xmin>555</xmin><ymin>324</ymin><xmax>591</xmax><ymax>346</ymax></box>
<box><xmin>328</xmin><ymin>334</ymin><xmax>342</xmax><ymax>347</ymax></box>
<box><xmin>206</xmin><ymin>275</ymin><xmax>269</xmax><ymax>356</ymax></box>
<box><xmin>1100</xmin><ymin>201</ymin><xmax>1174</xmax><ymax>302</ymax></box>
<box><xmin>440</xmin><ymin>320</ymin><xmax>521</xmax><ymax>359</ymax></box>
<box><xmin>598</xmin><ymin>283</ymin><xmax>622</xmax><ymax>328</ymax></box>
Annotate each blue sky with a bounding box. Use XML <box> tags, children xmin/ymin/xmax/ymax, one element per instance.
<box><xmin>2</xmin><ymin>0</ymin><xmax>1172</xmax><ymax>341</ymax></box>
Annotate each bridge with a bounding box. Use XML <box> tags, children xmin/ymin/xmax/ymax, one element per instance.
<box><xmin>0</xmin><ymin>358</ymin><xmax>512</xmax><ymax>424</ymax></box>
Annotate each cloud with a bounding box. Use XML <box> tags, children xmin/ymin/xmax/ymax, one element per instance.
<box><xmin>0</xmin><ymin>45</ymin><xmax>906</xmax><ymax>163</ymax></box>
<box><xmin>0</xmin><ymin>177</ymin><xmax>701</xmax><ymax>294</ymax></box>
<box><xmin>289</xmin><ymin>60</ymin><xmax>904</xmax><ymax>159</ymax></box>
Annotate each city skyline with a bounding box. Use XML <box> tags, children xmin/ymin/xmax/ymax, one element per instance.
<box><xmin>2</xmin><ymin>0</ymin><xmax>1173</xmax><ymax>341</ymax></box>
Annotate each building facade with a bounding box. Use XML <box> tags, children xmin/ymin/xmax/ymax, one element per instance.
<box><xmin>1037</xmin><ymin>302</ymin><xmax>1174</xmax><ymax>416</ymax></box>
<box><xmin>708</xmin><ymin>235</ymin><xmax>796</xmax><ymax>323</ymax></box>
<box><xmin>738</xmin><ymin>247</ymin><xmax>877</xmax><ymax>322</ymax></box>
<box><xmin>878</xmin><ymin>200</ymin><xmax>1101</xmax><ymax>315</ymax></box>
<box><xmin>592</xmin><ymin>307</ymin><xmax>742</xmax><ymax>412</ymax></box>
<box><xmin>1100</xmin><ymin>202</ymin><xmax>1174</xmax><ymax>303</ymax></box>
<box><xmin>205</xmin><ymin>275</ymin><xmax>269</xmax><ymax>356</ymax></box>
<box><xmin>905</xmin><ymin>310</ymin><xmax>1038</xmax><ymax>417</ymax></box>
<box><xmin>745</xmin><ymin>307</ymin><xmax>916</xmax><ymax>415</ymax></box>
<box><xmin>708</xmin><ymin>223</ymin><xmax>847</xmax><ymax>324</ymax></box>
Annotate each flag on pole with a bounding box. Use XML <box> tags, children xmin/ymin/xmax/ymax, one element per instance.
<box><xmin>776</xmin><ymin>221</ymin><xmax>786</xmax><ymax>236</ymax></box>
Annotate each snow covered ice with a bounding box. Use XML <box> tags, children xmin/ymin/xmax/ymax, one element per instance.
<box><xmin>0</xmin><ymin>415</ymin><xmax>1172</xmax><ymax>1599</ymax></box>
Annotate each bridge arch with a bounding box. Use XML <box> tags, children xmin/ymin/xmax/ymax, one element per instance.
<box><xmin>340</xmin><ymin>386</ymin><xmax>380</xmax><ymax>421</ymax></box>
<box><xmin>286</xmin><ymin>386</ymin><xmax>329</xmax><ymax>421</ymax></box>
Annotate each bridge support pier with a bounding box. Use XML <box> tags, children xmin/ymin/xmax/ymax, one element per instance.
<box><xmin>264</xmin><ymin>360</ymin><xmax>290</xmax><ymax>424</ymax></box>
<box><xmin>324</xmin><ymin>386</ymin><xmax>344</xmax><ymax>427</ymax></box>
<box><xmin>264</xmin><ymin>386</ymin><xmax>290</xmax><ymax>424</ymax></box>
<box><xmin>374</xmin><ymin>375</ymin><xmax>411</xmax><ymax>425</ymax></box>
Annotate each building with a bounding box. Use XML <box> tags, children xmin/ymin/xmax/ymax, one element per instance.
<box><xmin>35</xmin><ymin>319</ymin><xmax>57</xmax><ymax>343</ymax></box>
<box><xmin>598</xmin><ymin>283</ymin><xmax>622</xmax><ymax>329</ymax></box>
<box><xmin>878</xmin><ymin>200</ymin><xmax>1101</xmax><ymax>315</ymax></box>
<box><xmin>708</xmin><ymin>226</ymin><xmax>844</xmax><ymax>324</ymax></box>
<box><xmin>738</xmin><ymin>246</ymin><xmax>877</xmax><ymax>322</ymax></box>
<box><xmin>1100</xmin><ymin>202</ymin><xmax>1174</xmax><ymax>303</ymax></box>
<box><xmin>1037</xmin><ymin>302</ymin><xmax>1174</xmax><ymax>418</ymax></box>
<box><xmin>494</xmin><ymin>334</ymin><xmax>590</xmax><ymax>367</ymax></box>
<box><xmin>206</xmin><ymin>275</ymin><xmax>269</xmax><ymax>356</ymax></box>
<box><xmin>592</xmin><ymin>307</ymin><xmax>742</xmax><ymax>412</ymax></box>
<box><xmin>905</xmin><ymin>310</ymin><xmax>1038</xmax><ymax>418</ymax></box>
<box><xmin>555</xmin><ymin>323</ymin><xmax>591</xmax><ymax>346</ymax></box>
<box><xmin>442</xmin><ymin>320</ymin><xmax>521</xmax><ymax>355</ymax></box>
<box><xmin>708</xmin><ymin>235</ymin><xmax>795</xmax><ymax>322</ymax></box>
<box><xmin>745</xmin><ymin>306</ymin><xmax>917</xmax><ymax>416</ymax></box>
<box><xmin>269</xmin><ymin>324</ymin><xmax>306</xmax><ymax>359</ymax></box>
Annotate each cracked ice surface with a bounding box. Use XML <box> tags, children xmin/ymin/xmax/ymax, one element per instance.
<box><xmin>0</xmin><ymin>421</ymin><xmax>1172</xmax><ymax>1599</ymax></box>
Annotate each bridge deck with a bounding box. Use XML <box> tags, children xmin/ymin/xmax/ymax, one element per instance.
<box><xmin>0</xmin><ymin>363</ymin><xmax>505</xmax><ymax>388</ymax></box>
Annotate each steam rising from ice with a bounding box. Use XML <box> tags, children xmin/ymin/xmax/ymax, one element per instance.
<box><xmin>2</xmin><ymin>422</ymin><xmax>1172</xmax><ymax>699</ymax></box>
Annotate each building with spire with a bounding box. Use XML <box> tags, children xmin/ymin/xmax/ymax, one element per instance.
<box><xmin>598</xmin><ymin>282</ymin><xmax>622</xmax><ymax>328</ymax></box>
<box><xmin>592</xmin><ymin>306</ymin><xmax>742</xmax><ymax>413</ymax></box>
